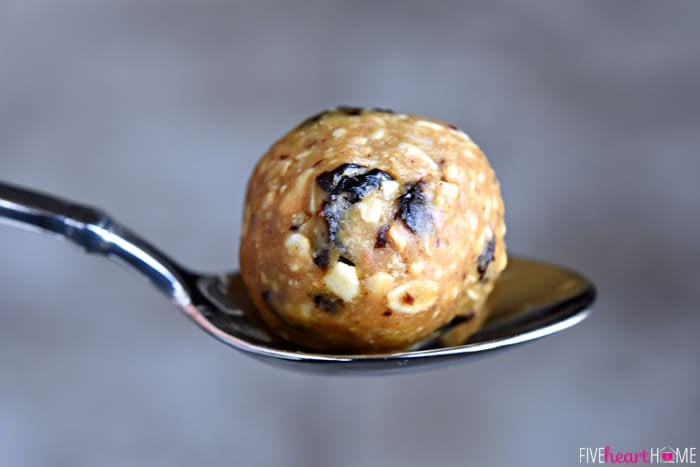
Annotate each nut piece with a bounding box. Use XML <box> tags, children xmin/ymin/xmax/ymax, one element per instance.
<box><xmin>387</xmin><ymin>280</ymin><xmax>439</xmax><ymax>314</ymax></box>
<box><xmin>358</xmin><ymin>197</ymin><xmax>384</xmax><ymax>224</ymax></box>
<box><xmin>323</xmin><ymin>262</ymin><xmax>360</xmax><ymax>302</ymax></box>
<box><xmin>381</xmin><ymin>180</ymin><xmax>400</xmax><ymax>198</ymax></box>
<box><xmin>387</xmin><ymin>223</ymin><xmax>412</xmax><ymax>251</ymax></box>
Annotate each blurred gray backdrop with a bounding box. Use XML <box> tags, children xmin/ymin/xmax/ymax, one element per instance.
<box><xmin>1</xmin><ymin>1</ymin><xmax>698</xmax><ymax>466</ymax></box>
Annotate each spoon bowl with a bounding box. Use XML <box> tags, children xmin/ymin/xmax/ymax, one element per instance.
<box><xmin>0</xmin><ymin>181</ymin><xmax>596</xmax><ymax>374</ymax></box>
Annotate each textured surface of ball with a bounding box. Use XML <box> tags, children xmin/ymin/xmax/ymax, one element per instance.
<box><xmin>238</xmin><ymin>107</ymin><xmax>507</xmax><ymax>352</ymax></box>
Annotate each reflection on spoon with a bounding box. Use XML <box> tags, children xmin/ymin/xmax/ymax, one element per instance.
<box><xmin>0</xmin><ymin>181</ymin><xmax>595</xmax><ymax>374</ymax></box>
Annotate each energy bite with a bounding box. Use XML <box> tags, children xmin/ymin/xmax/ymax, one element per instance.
<box><xmin>238</xmin><ymin>107</ymin><xmax>507</xmax><ymax>352</ymax></box>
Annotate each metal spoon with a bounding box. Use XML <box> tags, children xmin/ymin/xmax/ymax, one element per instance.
<box><xmin>0</xmin><ymin>181</ymin><xmax>595</xmax><ymax>374</ymax></box>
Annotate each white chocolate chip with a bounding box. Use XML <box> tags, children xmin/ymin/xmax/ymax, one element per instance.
<box><xmin>349</xmin><ymin>136</ymin><xmax>367</xmax><ymax>146</ymax></box>
<box><xmin>387</xmin><ymin>223</ymin><xmax>411</xmax><ymax>251</ymax></box>
<box><xmin>332</xmin><ymin>127</ymin><xmax>347</xmax><ymax>138</ymax></box>
<box><xmin>443</xmin><ymin>164</ymin><xmax>463</xmax><ymax>183</ymax></box>
<box><xmin>323</xmin><ymin>262</ymin><xmax>360</xmax><ymax>302</ymax></box>
<box><xmin>365</xmin><ymin>272</ymin><xmax>395</xmax><ymax>297</ymax></box>
<box><xmin>358</xmin><ymin>197</ymin><xmax>384</xmax><ymax>224</ymax></box>
<box><xmin>467</xmin><ymin>289</ymin><xmax>480</xmax><ymax>300</ymax></box>
<box><xmin>284</xmin><ymin>233</ymin><xmax>312</xmax><ymax>272</ymax></box>
<box><xmin>416</xmin><ymin>120</ymin><xmax>445</xmax><ymax>131</ymax></box>
<box><xmin>381</xmin><ymin>180</ymin><xmax>400</xmax><ymax>198</ymax></box>
<box><xmin>409</xmin><ymin>261</ymin><xmax>426</xmax><ymax>274</ymax></box>
<box><xmin>371</xmin><ymin>128</ymin><xmax>385</xmax><ymax>140</ymax></box>
<box><xmin>285</xmin><ymin>233</ymin><xmax>311</xmax><ymax>257</ymax></box>
<box><xmin>387</xmin><ymin>281</ymin><xmax>439</xmax><ymax>314</ymax></box>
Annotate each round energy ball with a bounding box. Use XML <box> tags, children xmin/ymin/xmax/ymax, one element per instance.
<box><xmin>238</xmin><ymin>107</ymin><xmax>507</xmax><ymax>352</ymax></box>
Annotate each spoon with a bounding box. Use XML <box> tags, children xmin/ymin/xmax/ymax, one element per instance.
<box><xmin>0</xmin><ymin>181</ymin><xmax>596</xmax><ymax>374</ymax></box>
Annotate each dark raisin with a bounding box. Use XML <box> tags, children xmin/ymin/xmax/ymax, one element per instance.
<box><xmin>371</xmin><ymin>107</ymin><xmax>395</xmax><ymax>114</ymax></box>
<box><xmin>338</xmin><ymin>256</ymin><xmax>355</xmax><ymax>266</ymax></box>
<box><xmin>375</xmin><ymin>224</ymin><xmax>390</xmax><ymax>248</ymax></box>
<box><xmin>317</xmin><ymin>164</ymin><xmax>393</xmax><ymax>199</ymax></box>
<box><xmin>333</xmin><ymin>168</ymin><xmax>393</xmax><ymax>203</ymax></box>
<box><xmin>290</xmin><ymin>225</ymin><xmax>300</xmax><ymax>232</ymax></box>
<box><xmin>262</xmin><ymin>290</ymin><xmax>272</xmax><ymax>303</ymax></box>
<box><xmin>316</xmin><ymin>163</ymin><xmax>365</xmax><ymax>193</ymax></box>
<box><xmin>279</xmin><ymin>154</ymin><xmax>289</xmax><ymax>160</ymax></box>
<box><xmin>336</xmin><ymin>106</ymin><xmax>363</xmax><ymax>116</ymax></box>
<box><xmin>320</xmin><ymin>201</ymin><xmax>345</xmax><ymax>246</ymax></box>
<box><xmin>317</xmin><ymin>164</ymin><xmax>393</xmax><ymax>246</ymax></box>
<box><xmin>446</xmin><ymin>123</ymin><xmax>459</xmax><ymax>130</ymax></box>
<box><xmin>382</xmin><ymin>310</ymin><xmax>393</xmax><ymax>317</ymax></box>
<box><xmin>397</xmin><ymin>182</ymin><xmax>431</xmax><ymax>234</ymax></box>
<box><xmin>313</xmin><ymin>249</ymin><xmax>331</xmax><ymax>270</ymax></box>
<box><xmin>313</xmin><ymin>294</ymin><xmax>342</xmax><ymax>313</ymax></box>
<box><xmin>477</xmin><ymin>234</ymin><xmax>495</xmax><ymax>280</ymax></box>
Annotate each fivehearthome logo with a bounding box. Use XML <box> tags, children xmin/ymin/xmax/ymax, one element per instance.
<box><xmin>579</xmin><ymin>446</ymin><xmax>697</xmax><ymax>464</ymax></box>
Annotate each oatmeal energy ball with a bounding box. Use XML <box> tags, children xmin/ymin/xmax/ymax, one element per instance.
<box><xmin>239</xmin><ymin>107</ymin><xmax>507</xmax><ymax>352</ymax></box>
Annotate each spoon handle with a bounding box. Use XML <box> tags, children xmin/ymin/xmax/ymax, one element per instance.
<box><xmin>0</xmin><ymin>181</ymin><xmax>191</xmax><ymax>306</ymax></box>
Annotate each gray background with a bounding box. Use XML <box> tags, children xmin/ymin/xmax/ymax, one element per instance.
<box><xmin>1</xmin><ymin>1</ymin><xmax>698</xmax><ymax>466</ymax></box>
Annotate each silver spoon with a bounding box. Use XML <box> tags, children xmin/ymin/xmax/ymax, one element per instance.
<box><xmin>0</xmin><ymin>181</ymin><xmax>595</xmax><ymax>374</ymax></box>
